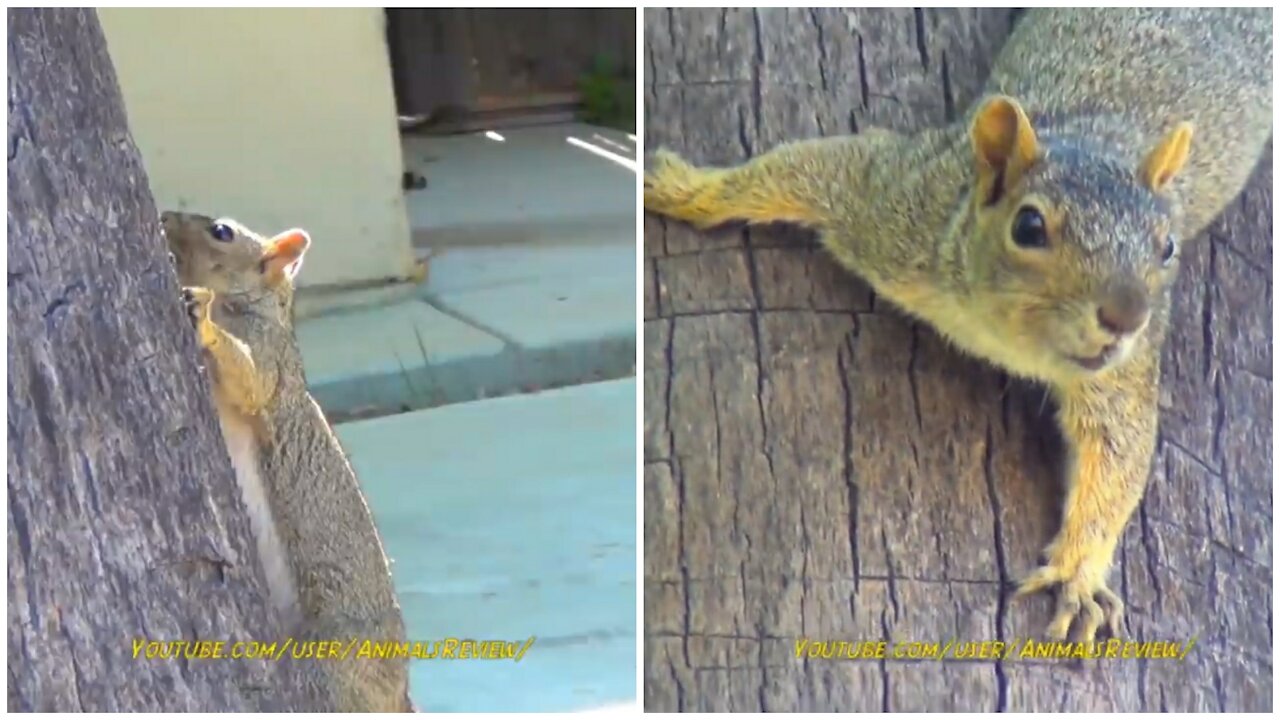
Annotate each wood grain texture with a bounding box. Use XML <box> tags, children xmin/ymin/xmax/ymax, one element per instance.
<box><xmin>643</xmin><ymin>8</ymin><xmax>1271</xmax><ymax>711</ymax></box>
<box><xmin>7</xmin><ymin>8</ymin><xmax>313</xmax><ymax>711</ymax></box>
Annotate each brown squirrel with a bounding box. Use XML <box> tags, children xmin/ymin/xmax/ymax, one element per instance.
<box><xmin>164</xmin><ymin>211</ymin><xmax>413</xmax><ymax>711</ymax></box>
<box><xmin>644</xmin><ymin>8</ymin><xmax>1272</xmax><ymax>642</ymax></box>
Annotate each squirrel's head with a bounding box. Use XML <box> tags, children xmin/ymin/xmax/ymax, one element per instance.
<box><xmin>162</xmin><ymin>211</ymin><xmax>310</xmax><ymax>320</ymax></box>
<box><xmin>964</xmin><ymin>95</ymin><xmax>1193</xmax><ymax>379</ymax></box>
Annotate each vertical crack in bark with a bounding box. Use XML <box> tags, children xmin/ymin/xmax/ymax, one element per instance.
<box><xmin>1211</xmin><ymin>663</ymin><xmax>1228</xmax><ymax>712</ymax></box>
<box><xmin>997</xmin><ymin>377</ymin><xmax>1013</xmax><ymax>433</ymax></box>
<box><xmin>646</xmin><ymin>16</ymin><xmax>659</xmax><ymax>94</ymax></box>
<box><xmin>880</xmin><ymin>653</ymin><xmax>891</xmax><ymax>712</ymax></box>
<box><xmin>665</xmin><ymin>8</ymin><xmax>682</xmax><ymax>84</ymax></box>
<box><xmin>982</xmin><ymin>421</ymin><xmax>1009</xmax><ymax>712</ymax></box>
<box><xmin>880</xmin><ymin>526</ymin><xmax>901</xmax><ymax>622</ymax></box>
<box><xmin>1205</xmin><ymin>543</ymin><xmax>1221</xmax><ymax>648</ymax></box>
<box><xmin>757</xmin><ymin>661</ymin><xmax>768</xmax><ymax>712</ymax></box>
<box><xmin>1204</xmin><ymin>237</ymin><xmax>1235</xmax><ymax>547</ymax></box>
<box><xmin>1202</xmin><ymin>238</ymin><xmax>1216</xmax><ymax>383</ymax></box>
<box><xmin>906</xmin><ymin>326</ymin><xmax>924</xmax><ymax>431</ymax></box>
<box><xmin>709</xmin><ymin>353</ymin><xmax>724</xmax><ymax>613</ymax></box>
<box><xmin>737</xmin><ymin>108</ymin><xmax>752</xmax><ymax>162</ymax></box>
<box><xmin>58</xmin><ymin>616</ymin><xmax>88</xmax><ymax>712</ymax></box>
<box><xmin>857</xmin><ymin>35</ymin><xmax>870</xmax><ymax>110</ymax></box>
<box><xmin>913</xmin><ymin>8</ymin><xmax>930</xmax><ymax>71</ymax></box>
<box><xmin>1212</xmin><ymin>372</ymin><xmax>1235</xmax><ymax>545</ymax></box>
<box><xmin>747</xmin><ymin>309</ymin><xmax>776</xmax><ymax>486</ymax></box>
<box><xmin>839</xmin><ymin>332</ymin><xmax>861</xmax><ymax>587</ymax></box>
<box><xmin>809</xmin><ymin>8</ymin><xmax>829</xmax><ymax>92</ymax></box>
<box><xmin>940</xmin><ymin>52</ymin><xmax>956</xmax><ymax>123</ymax></box>
<box><xmin>667</xmin><ymin>322</ymin><xmax>691</xmax><ymax>688</ymax></box>
<box><xmin>664</xmin><ymin>318</ymin><xmax>677</xmax><ymax>477</ymax></box>
<box><xmin>879</xmin><ymin>583</ymin><xmax>893</xmax><ymax>713</ymax></box>
<box><xmin>8</xmin><ymin>49</ymin><xmax>24</xmax><ymax>162</ymax></box>
<box><xmin>743</xmin><ymin>248</ymin><xmax>778</xmax><ymax>716</ymax></box>
<box><xmin>10</xmin><ymin>495</ymin><xmax>35</xmax><ymax>626</ymax></box>
<box><xmin>1137</xmin><ymin>501</ymin><xmax>1165</xmax><ymax>614</ymax></box>
<box><xmin>716</xmin><ymin>10</ymin><xmax>728</xmax><ymax>54</ymax></box>
<box><xmin>750</xmin><ymin>8</ymin><xmax>765</xmax><ymax>143</ymax></box>
<box><xmin>9</xmin><ymin>118</ymin><xmax>23</xmax><ymax>162</ymax></box>
<box><xmin>674</xmin><ymin>649</ymin><xmax>686</xmax><ymax>712</ymax></box>
<box><xmin>650</xmin><ymin>259</ymin><xmax>662</xmax><ymax>318</ymax></box>
<box><xmin>1117</xmin><ymin>501</ymin><xmax>1131</xmax><ymax>638</ymax></box>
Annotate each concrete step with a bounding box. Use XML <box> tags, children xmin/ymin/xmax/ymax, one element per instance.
<box><xmin>336</xmin><ymin>379</ymin><xmax>637</xmax><ymax>712</ymax></box>
<box><xmin>296</xmin><ymin>239</ymin><xmax>636</xmax><ymax>419</ymax></box>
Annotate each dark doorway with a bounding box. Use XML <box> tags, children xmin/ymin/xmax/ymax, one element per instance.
<box><xmin>385</xmin><ymin>8</ymin><xmax>636</xmax><ymax>134</ymax></box>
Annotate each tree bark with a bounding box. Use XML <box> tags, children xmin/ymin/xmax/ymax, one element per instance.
<box><xmin>643</xmin><ymin>8</ymin><xmax>1271</xmax><ymax>712</ymax></box>
<box><xmin>7</xmin><ymin>9</ymin><xmax>309</xmax><ymax>711</ymax></box>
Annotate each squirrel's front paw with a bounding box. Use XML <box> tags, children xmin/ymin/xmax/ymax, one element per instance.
<box><xmin>1014</xmin><ymin>549</ymin><xmax>1124</xmax><ymax>642</ymax></box>
<box><xmin>182</xmin><ymin>286</ymin><xmax>215</xmax><ymax>334</ymax></box>
<box><xmin>643</xmin><ymin>150</ymin><xmax>719</xmax><ymax>227</ymax></box>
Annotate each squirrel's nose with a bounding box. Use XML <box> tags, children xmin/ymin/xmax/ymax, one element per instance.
<box><xmin>1097</xmin><ymin>280</ymin><xmax>1150</xmax><ymax>336</ymax></box>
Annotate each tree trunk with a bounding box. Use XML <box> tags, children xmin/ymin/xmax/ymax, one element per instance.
<box><xmin>7</xmin><ymin>9</ymin><xmax>310</xmax><ymax>711</ymax></box>
<box><xmin>643</xmin><ymin>8</ymin><xmax>1271</xmax><ymax>712</ymax></box>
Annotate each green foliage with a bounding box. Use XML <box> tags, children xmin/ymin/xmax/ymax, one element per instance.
<box><xmin>578</xmin><ymin>54</ymin><xmax>635</xmax><ymax>132</ymax></box>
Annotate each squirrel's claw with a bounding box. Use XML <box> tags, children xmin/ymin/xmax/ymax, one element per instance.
<box><xmin>182</xmin><ymin>286</ymin><xmax>215</xmax><ymax>329</ymax></box>
<box><xmin>1095</xmin><ymin>585</ymin><xmax>1126</xmax><ymax>638</ymax></box>
<box><xmin>1014</xmin><ymin>561</ymin><xmax>1125</xmax><ymax>643</ymax></box>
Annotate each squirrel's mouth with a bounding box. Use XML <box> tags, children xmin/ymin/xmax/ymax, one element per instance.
<box><xmin>1068</xmin><ymin>343</ymin><xmax>1118</xmax><ymax>372</ymax></box>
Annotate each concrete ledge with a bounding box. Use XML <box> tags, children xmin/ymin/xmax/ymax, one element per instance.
<box><xmin>296</xmin><ymin>301</ymin><xmax>506</xmax><ymax>415</ymax></box>
<box><xmin>296</xmin><ymin>297</ymin><xmax>635</xmax><ymax>419</ymax></box>
<box><xmin>421</xmin><ymin>241</ymin><xmax>637</xmax><ymax>389</ymax></box>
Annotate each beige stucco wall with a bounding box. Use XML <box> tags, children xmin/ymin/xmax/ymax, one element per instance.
<box><xmin>98</xmin><ymin>8</ymin><xmax>415</xmax><ymax>289</ymax></box>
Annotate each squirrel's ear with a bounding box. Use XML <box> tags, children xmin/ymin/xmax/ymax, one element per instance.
<box><xmin>970</xmin><ymin>95</ymin><xmax>1040</xmax><ymax>204</ymax></box>
<box><xmin>1138</xmin><ymin>122</ymin><xmax>1193</xmax><ymax>193</ymax></box>
<box><xmin>261</xmin><ymin>229</ymin><xmax>311</xmax><ymax>283</ymax></box>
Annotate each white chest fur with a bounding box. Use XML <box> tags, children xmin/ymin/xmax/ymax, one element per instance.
<box><xmin>214</xmin><ymin>399</ymin><xmax>300</xmax><ymax>629</ymax></box>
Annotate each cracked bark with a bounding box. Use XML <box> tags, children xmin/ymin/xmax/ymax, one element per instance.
<box><xmin>7</xmin><ymin>9</ymin><xmax>314</xmax><ymax>711</ymax></box>
<box><xmin>644</xmin><ymin>7</ymin><xmax>1271</xmax><ymax>712</ymax></box>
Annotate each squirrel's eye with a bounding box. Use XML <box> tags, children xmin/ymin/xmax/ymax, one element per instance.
<box><xmin>1160</xmin><ymin>235</ymin><xmax>1177</xmax><ymax>265</ymax></box>
<box><xmin>1011</xmin><ymin>206</ymin><xmax>1049</xmax><ymax>249</ymax></box>
<box><xmin>210</xmin><ymin>223</ymin><xmax>235</xmax><ymax>243</ymax></box>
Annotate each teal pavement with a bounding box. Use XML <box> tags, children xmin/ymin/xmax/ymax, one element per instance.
<box><xmin>336</xmin><ymin>380</ymin><xmax>637</xmax><ymax>712</ymax></box>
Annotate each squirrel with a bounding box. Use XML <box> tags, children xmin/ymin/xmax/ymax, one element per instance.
<box><xmin>163</xmin><ymin>211</ymin><xmax>413</xmax><ymax>711</ymax></box>
<box><xmin>644</xmin><ymin>7</ymin><xmax>1272</xmax><ymax>643</ymax></box>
